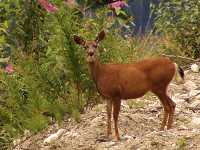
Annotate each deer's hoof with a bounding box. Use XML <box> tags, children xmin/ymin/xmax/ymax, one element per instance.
<box><xmin>96</xmin><ymin>135</ymin><xmax>111</xmax><ymax>143</ymax></box>
<box><xmin>167</xmin><ymin>126</ymin><xmax>172</xmax><ymax>130</ymax></box>
<box><xmin>115</xmin><ymin>136</ymin><xmax>120</xmax><ymax>141</ymax></box>
<box><xmin>160</xmin><ymin>126</ymin><xmax>165</xmax><ymax>131</ymax></box>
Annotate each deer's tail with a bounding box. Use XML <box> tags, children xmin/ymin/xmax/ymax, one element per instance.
<box><xmin>174</xmin><ymin>63</ymin><xmax>185</xmax><ymax>81</ymax></box>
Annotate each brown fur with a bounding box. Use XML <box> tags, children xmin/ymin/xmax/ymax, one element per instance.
<box><xmin>74</xmin><ymin>31</ymin><xmax>182</xmax><ymax>141</ymax></box>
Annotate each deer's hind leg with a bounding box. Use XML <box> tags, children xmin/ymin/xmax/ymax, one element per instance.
<box><xmin>106</xmin><ymin>99</ymin><xmax>112</xmax><ymax>137</ymax></box>
<box><xmin>166</xmin><ymin>95</ymin><xmax>176</xmax><ymax>129</ymax></box>
<box><xmin>152</xmin><ymin>88</ymin><xmax>176</xmax><ymax>130</ymax></box>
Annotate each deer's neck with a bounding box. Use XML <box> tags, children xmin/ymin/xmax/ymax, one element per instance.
<box><xmin>88</xmin><ymin>59</ymin><xmax>102</xmax><ymax>83</ymax></box>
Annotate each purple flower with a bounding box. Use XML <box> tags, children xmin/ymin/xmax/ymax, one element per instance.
<box><xmin>109</xmin><ymin>1</ymin><xmax>127</xmax><ymax>9</ymax></box>
<box><xmin>38</xmin><ymin>0</ymin><xmax>58</xmax><ymax>13</ymax></box>
<box><xmin>5</xmin><ymin>64</ymin><xmax>14</xmax><ymax>74</ymax></box>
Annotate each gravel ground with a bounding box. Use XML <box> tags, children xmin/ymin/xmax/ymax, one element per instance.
<box><xmin>14</xmin><ymin>71</ymin><xmax>200</xmax><ymax>150</ymax></box>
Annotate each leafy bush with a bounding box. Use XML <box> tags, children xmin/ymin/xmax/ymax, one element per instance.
<box><xmin>0</xmin><ymin>0</ymin><xmax>95</xmax><ymax>147</ymax></box>
<box><xmin>0</xmin><ymin>0</ymin><xmax>176</xmax><ymax>148</ymax></box>
<box><xmin>0</xmin><ymin>57</ymin><xmax>67</xmax><ymax>132</ymax></box>
<box><xmin>155</xmin><ymin>0</ymin><xmax>200</xmax><ymax>58</ymax></box>
<box><xmin>0</xmin><ymin>129</ymin><xmax>12</xmax><ymax>150</ymax></box>
<box><xmin>0</xmin><ymin>0</ymin><xmax>48</xmax><ymax>57</ymax></box>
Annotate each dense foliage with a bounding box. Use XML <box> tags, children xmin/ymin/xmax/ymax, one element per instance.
<box><xmin>155</xmin><ymin>0</ymin><xmax>200</xmax><ymax>58</ymax></box>
<box><xmin>0</xmin><ymin>0</ymin><xmax>134</xmax><ymax>149</ymax></box>
<box><xmin>0</xmin><ymin>0</ymin><xmax>199</xmax><ymax>149</ymax></box>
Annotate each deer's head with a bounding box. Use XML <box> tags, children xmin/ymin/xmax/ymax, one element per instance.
<box><xmin>73</xmin><ymin>30</ymin><xmax>105</xmax><ymax>63</ymax></box>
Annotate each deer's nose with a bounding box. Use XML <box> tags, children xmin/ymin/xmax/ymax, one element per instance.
<box><xmin>88</xmin><ymin>52</ymin><xmax>94</xmax><ymax>56</ymax></box>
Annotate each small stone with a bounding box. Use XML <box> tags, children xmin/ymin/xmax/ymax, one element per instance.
<box><xmin>121</xmin><ymin>135</ymin><xmax>132</xmax><ymax>140</ymax></box>
<box><xmin>71</xmin><ymin>132</ymin><xmax>78</xmax><ymax>137</ymax></box>
<box><xmin>44</xmin><ymin>134</ymin><xmax>59</xmax><ymax>145</ymax></box>
<box><xmin>184</xmin><ymin>70</ymin><xmax>190</xmax><ymax>74</ymax></box>
<box><xmin>172</xmin><ymin>143</ymin><xmax>176</xmax><ymax>147</ymax></box>
<box><xmin>177</xmin><ymin>93</ymin><xmax>189</xmax><ymax>100</ymax></box>
<box><xmin>179</xmin><ymin>125</ymin><xmax>188</xmax><ymax>130</ymax></box>
<box><xmin>191</xmin><ymin>64</ymin><xmax>199</xmax><ymax>72</ymax></box>
<box><xmin>56</xmin><ymin>129</ymin><xmax>65</xmax><ymax>137</ymax></box>
<box><xmin>175</xmin><ymin>107</ymin><xmax>181</xmax><ymax>113</ymax></box>
<box><xmin>43</xmin><ymin>129</ymin><xmax>66</xmax><ymax>145</ymax></box>
<box><xmin>189</xmin><ymin>90</ymin><xmax>200</xmax><ymax>97</ymax></box>
<box><xmin>24</xmin><ymin>129</ymin><xmax>31</xmax><ymax>137</ymax></box>
<box><xmin>121</xmin><ymin>102</ymin><xmax>129</xmax><ymax>109</ymax></box>
<box><xmin>105</xmin><ymin>141</ymin><xmax>116</xmax><ymax>148</ymax></box>
<box><xmin>191</xmin><ymin>116</ymin><xmax>200</xmax><ymax>127</ymax></box>
<box><xmin>13</xmin><ymin>138</ymin><xmax>21</xmax><ymax>146</ymax></box>
<box><xmin>172</xmin><ymin>95</ymin><xmax>186</xmax><ymax>104</ymax></box>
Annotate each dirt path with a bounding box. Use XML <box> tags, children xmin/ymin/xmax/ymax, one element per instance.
<box><xmin>14</xmin><ymin>71</ymin><xmax>200</xmax><ymax>150</ymax></box>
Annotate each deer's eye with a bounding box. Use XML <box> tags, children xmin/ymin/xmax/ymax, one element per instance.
<box><xmin>93</xmin><ymin>45</ymin><xmax>97</xmax><ymax>48</ymax></box>
<box><xmin>84</xmin><ymin>45</ymin><xmax>89</xmax><ymax>49</ymax></box>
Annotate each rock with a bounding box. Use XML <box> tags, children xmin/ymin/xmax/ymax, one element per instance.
<box><xmin>43</xmin><ymin>129</ymin><xmax>66</xmax><ymax>145</ymax></box>
<box><xmin>56</xmin><ymin>129</ymin><xmax>66</xmax><ymax>137</ymax></box>
<box><xmin>191</xmin><ymin>116</ymin><xmax>200</xmax><ymax>127</ymax></box>
<box><xmin>105</xmin><ymin>141</ymin><xmax>116</xmax><ymax>148</ymax></box>
<box><xmin>121</xmin><ymin>135</ymin><xmax>133</xmax><ymax>141</ymax></box>
<box><xmin>44</xmin><ymin>134</ymin><xmax>59</xmax><ymax>145</ymax></box>
<box><xmin>191</xmin><ymin>64</ymin><xmax>199</xmax><ymax>73</ymax></box>
<box><xmin>178</xmin><ymin>125</ymin><xmax>188</xmax><ymax>130</ymax></box>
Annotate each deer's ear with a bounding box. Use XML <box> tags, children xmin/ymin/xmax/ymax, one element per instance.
<box><xmin>73</xmin><ymin>35</ymin><xmax>85</xmax><ymax>46</ymax></box>
<box><xmin>96</xmin><ymin>30</ymin><xmax>105</xmax><ymax>43</ymax></box>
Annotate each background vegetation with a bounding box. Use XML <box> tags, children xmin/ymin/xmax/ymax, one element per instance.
<box><xmin>155</xmin><ymin>0</ymin><xmax>200</xmax><ymax>59</ymax></box>
<box><xmin>0</xmin><ymin>0</ymin><xmax>199</xmax><ymax>149</ymax></box>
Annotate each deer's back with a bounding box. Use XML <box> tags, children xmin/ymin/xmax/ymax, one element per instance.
<box><xmin>134</xmin><ymin>57</ymin><xmax>175</xmax><ymax>89</ymax></box>
<box><xmin>96</xmin><ymin>57</ymin><xmax>175</xmax><ymax>99</ymax></box>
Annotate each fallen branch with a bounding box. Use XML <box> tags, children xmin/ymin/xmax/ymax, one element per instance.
<box><xmin>162</xmin><ymin>54</ymin><xmax>199</xmax><ymax>62</ymax></box>
<box><xmin>183</xmin><ymin>92</ymin><xmax>200</xmax><ymax>103</ymax></box>
<box><xmin>186</xmin><ymin>107</ymin><xmax>200</xmax><ymax>113</ymax></box>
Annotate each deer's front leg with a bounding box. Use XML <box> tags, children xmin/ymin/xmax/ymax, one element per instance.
<box><xmin>113</xmin><ymin>99</ymin><xmax>121</xmax><ymax>141</ymax></box>
<box><xmin>106</xmin><ymin>99</ymin><xmax>112</xmax><ymax>138</ymax></box>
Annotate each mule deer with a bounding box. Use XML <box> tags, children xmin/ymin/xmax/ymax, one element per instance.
<box><xmin>73</xmin><ymin>31</ymin><xmax>184</xmax><ymax>141</ymax></box>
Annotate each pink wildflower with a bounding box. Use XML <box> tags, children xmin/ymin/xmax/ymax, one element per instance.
<box><xmin>38</xmin><ymin>0</ymin><xmax>58</xmax><ymax>13</ymax></box>
<box><xmin>109</xmin><ymin>1</ymin><xmax>127</xmax><ymax>9</ymax></box>
<box><xmin>5</xmin><ymin>64</ymin><xmax>14</xmax><ymax>74</ymax></box>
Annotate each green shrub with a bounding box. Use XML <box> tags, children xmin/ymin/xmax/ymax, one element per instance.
<box><xmin>0</xmin><ymin>0</ymin><xmax>180</xmax><ymax>148</ymax></box>
<box><xmin>155</xmin><ymin>0</ymin><xmax>200</xmax><ymax>58</ymax></box>
<box><xmin>0</xmin><ymin>1</ymin><xmax>97</xmax><ymax>145</ymax></box>
<box><xmin>176</xmin><ymin>136</ymin><xmax>189</xmax><ymax>150</ymax></box>
<box><xmin>0</xmin><ymin>129</ymin><xmax>12</xmax><ymax>150</ymax></box>
<box><xmin>0</xmin><ymin>57</ymin><xmax>68</xmax><ymax>135</ymax></box>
